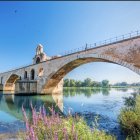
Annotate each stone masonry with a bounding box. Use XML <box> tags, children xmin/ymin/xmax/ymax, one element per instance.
<box><xmin>0</xmin><ymin>35</ymin><xmax>140</xmax><ymax>94</ymax></box>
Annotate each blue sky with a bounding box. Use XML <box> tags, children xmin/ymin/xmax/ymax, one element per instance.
<box><xmin>0</xmin><ymin>1</ymin><xmax>140</xmax><ymax>84</ymax></box>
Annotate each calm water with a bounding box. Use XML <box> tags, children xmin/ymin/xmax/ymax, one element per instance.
<box><xmin>0</xmin><ymin>88</ymin><xmax>139</xmax><ymax>139</ymax></box>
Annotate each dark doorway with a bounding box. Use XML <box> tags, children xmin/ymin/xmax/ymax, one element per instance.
<box><xmin>36</xmin><ymin>57</ymin><xmax>40</xmax><ymax>64</ymax></box>
<box><xmin>31</xmin><ymin>69</ymin><xmax>35</xmax><ymax>80</ymax></box>
<box><xmin>24</xmin><ymin>71</ymin><xmax>28</xmax><ymax>79</ymax></box>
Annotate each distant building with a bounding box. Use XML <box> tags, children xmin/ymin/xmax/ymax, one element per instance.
<box><xmin>33</xmin><ymin>44</ymin><xmax>51</xmax><ymax>64</ymax></box>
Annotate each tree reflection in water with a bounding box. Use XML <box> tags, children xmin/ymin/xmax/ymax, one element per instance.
<box><xmin>63</xmin><ymin>87</ymin><xmax>111</xmax><ymax>97</ymax></box>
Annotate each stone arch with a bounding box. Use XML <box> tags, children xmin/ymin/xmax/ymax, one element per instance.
<box><xmin>41</xmin><ymin>53</ymin><xmax>140</xmax><ymax>93</ymax></box>
<box><xmin>30</xmin><ymin>69</ymin><xmax>35</xmax><ymax>80</ymax></box>
<box><xmin>36</xmin><ymin>57</ymin><xmax>40</xmax><ymax>64</ymax></box>
<box><xmin>24</xmin><ymin>71</ymin><xmax>28</xmax><ymax>79</ymax></box>
<box><xmin>38</xmin><ymin>68</ymin><xmax>44</xmax><ymax>77</ymax></box>
<box><xmin>4</xmin><ymin>74</ymin><xmax>20</xmax><ymax>91</ymax></box>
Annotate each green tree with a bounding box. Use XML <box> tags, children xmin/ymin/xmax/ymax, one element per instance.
<box><xmin>69</xmin><ymin>79</ymin><xmax>76</xmax><ymax>87</ymax></box>
<box><xmin>75</xmin><ymin>80</ymin><xmax>82</xmax><ymax>87</ymax></box>
<box><xmin>120</xmin><ymin>82</ymin><xmax>128</xmax><ymax>86</ymax></box>
<box><xmin>83</xmin><ymin>78</ymin><xmax>93</xmax><ymax>87</ymax></box>
<box><xmin>102</xmin><ymin>80</ymin><xmax>109</xmax><ymax>87</ymax></box>
<box><xmin>64</xmin><ymin>79</ymin><xmax>70</xmax><ymax>87</ymax></box>
<box><xmin>92</xmin><ymin>81</ymin><xmax>102</xmax><ymax>87</ymax></box>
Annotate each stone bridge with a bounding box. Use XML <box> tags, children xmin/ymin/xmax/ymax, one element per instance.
<box><xmin>0</xmin><ymin>31</ymin><xmax>140</xmax><ymax>94</ymax></box>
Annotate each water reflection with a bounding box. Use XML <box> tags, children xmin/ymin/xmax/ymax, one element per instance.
<box><xmin>52</xmin><ymin>94</ymin><xmax>63</xmax><ymax>112</ymax></box>
<box><xmin>63</xmin><ymin>87</ymin><xmax>112</xmax><ymax>97</ymax></box>
<box><xmin>0</xmin><ymin>93</ymin><xmax>63</xmax><ymax>121</ymax></box>
<box><xmin>63</xmin><ymin>88</ymin><xmax>140</xmax><ymax>140</ymax></box>
<box><xmin>114</xmin><ymin>88</ymin><xmax>128</xmax><ymax>92</ymax></box>
<box><xmin>0</xmin><ymin>88</ymin><xmax>139</xmax><ymax>121</ymax></box>
<box><xmin>0</xmin><ymin>88</ymin><xmax>139</xmax><ymax>139</ymax></box>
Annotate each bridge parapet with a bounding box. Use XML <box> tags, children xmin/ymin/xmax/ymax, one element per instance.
<box><xmin>60</xmin><ymin>30</ymin><xmax>140</xmax><ymax>56</ymax></box>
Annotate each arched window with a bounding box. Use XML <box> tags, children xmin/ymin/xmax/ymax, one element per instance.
<box><xmin>31</xmin><ymin>69</ymin><xmax>35</xmax><ymax>80</ymax></box>
<box><xmin>36</xmin><ymin>57</ymin><xmax>40</xmax><ymax>64</ymax></box>
<box><xmin>24</xmin><ymin>71</ymin><xmax>28</xmax><ymax>79</ymax></box>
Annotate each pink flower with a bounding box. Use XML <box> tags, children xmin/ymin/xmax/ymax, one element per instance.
<box><xmin>42</xmin><ymin>105</ymin><xmax>46</xmax><ymax>118</ymax></box>
<box><xmin>22</xmin><ymin>105</ymin><xmax>29</xmax><ymax>132</ymax></box>
<box><xmin>63</xmin><ymin>128</ymin><xmax>68</xmax><ymax>140</ymax></box>
<box><xmin>32</xmin><ymin>108</ymin><xmax>37</xmax><ymax>126</ymax></box>
<box><xmin>54</xmin><ymin>132</ymin><xmax>58</xmax><ymax>140</ymax></box>
<box><xmin>30</xmin><ymin>126</ymin><xmax>37</xmax><ymax>140</ymax></box>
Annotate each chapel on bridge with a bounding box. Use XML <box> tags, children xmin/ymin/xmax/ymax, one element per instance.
<box><xmin>33</xmin><ymin>44</ymin><xmax>51</xmax><ymax>64</ymax></box>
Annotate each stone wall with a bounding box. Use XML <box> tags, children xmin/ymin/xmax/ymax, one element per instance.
<box><xmin>15</xmin><ymin>80</ymin><xmax>37</xmax><ymax>94</ymax></box>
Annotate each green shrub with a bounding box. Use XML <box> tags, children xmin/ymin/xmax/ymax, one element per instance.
<box><xmin>119</xmin><ymin>95</ymin><xmax>140</xmax><ymax>137</ymax></box>
<box><xmin>119</xmin><ymin>109</ymin><xmax>140</xmax><ymax>135</ymax></box>
<box><xmin>135</xmin><ymin>95</ymin><xmax>140</xmax><ymax>115</ymax></box>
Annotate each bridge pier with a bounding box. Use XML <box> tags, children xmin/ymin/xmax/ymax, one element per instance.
<box><xmin>40</xmin><ymin>79</ymin><xmax>64</xmax><ymax>94</ymax></box>
<box><xmin>14</xmin><ymin>79</ymin><xmax>63</xmax><ymax>95</ymax></box>
<box><xmin>15</xmin><ymin>80</ymin><xmax>37</xmax><ymax>94</ymax></box>
<box><xmin>1</xmin><ymin>79</ymin><xmax>63</xmax><ymax>95</ymax></box>
<box><xmin>0</xmin><ymin>84</ymin><xmax>3</xmax><ymax>91</ymax></box>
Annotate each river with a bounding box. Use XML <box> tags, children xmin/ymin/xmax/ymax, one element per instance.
<box><xmin>0</xmin><ymin>87</ymin><xmax>139</xmax><ymax>139</ymax></box>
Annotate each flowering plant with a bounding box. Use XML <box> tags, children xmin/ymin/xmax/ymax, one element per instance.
<box><xmin>21</xmin><ymin>105</ymin><xmax>114</xmax><ymax>140</ymax></box>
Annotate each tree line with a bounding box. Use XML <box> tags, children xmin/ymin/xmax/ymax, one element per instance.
<box><xmin>63</xmin><ymin>78</ymin><xmax>140</xmax><ymax>87</ymax></box>
<box><xmin>64</xmin><ymin>78</ymin><xmax>109</xmax><ymax>87</ymax></box>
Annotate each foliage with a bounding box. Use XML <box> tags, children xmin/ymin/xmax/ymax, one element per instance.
<box><xmin>119</xmin><ymin>95</ymin><xmax>140</xmax><ymax>138</ymax></box>
<box><xmin>101</xmin><ymin>80</ymin><xmax>109</xmax><ymax>87</ymax></box>
<box><xmin>64</xmin><ymin>79</ymin><xmax>70</xmax><ymax>87</ymax></box>
<box><xmin>21</xmin><ymin>105</ymin><xmax>115</xmax><ymax>140</ymax></box>
<box><xmin>64</xmin><ymin>78</ymin><xmax>140</xmax><ymax>88</ymax></box>
<box><xmin>113</xmin><ymin>82</ymin><xmax>140</xmax><ymax>87</ymax></box>
<box><xmin>64</xmin><ymin>78</ymin><xmax>109</xmax><ymax>87</ymax></box>
<box><xmin>119</xmin><ymin>109</ymin><xmax>140</xmax><ymax>135</ymax></box>
<box><xmin>82</xmin><ymin>78</ymin><xmax>93</xmax><ymax>87</ymax></box>
<box><xmin>135</xmin><ymin>94</ymin><xmax>140</xmax><ymax>115</ymax></box>
<box><xmin>123</xmin><ymin>93</ymin><xmax>137</xmax><ymax>108</ymax></box>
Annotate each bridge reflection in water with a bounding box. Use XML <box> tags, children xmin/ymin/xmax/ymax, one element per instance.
<box><xmin>0</xmin><ymin>87</ymin><xmax>137</xmax><ymax>122</ymax></box>
<box><xmin>0</xmin><ymin>92</ymin><xmax>63</xmax><ymax>121</ymax></box>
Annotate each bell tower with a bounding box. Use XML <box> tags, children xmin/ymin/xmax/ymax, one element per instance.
<box><xmin>33</xmin><ymin>44</ymin><xmax>51</xmax><ymax>64</ymax></box>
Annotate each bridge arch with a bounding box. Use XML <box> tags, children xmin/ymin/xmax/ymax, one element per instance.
<box><xmin>41</xmin><ymin>53</ymin><xmax>140</xmax><ymax>93</ymax></box>
<box><xmin>4</xmin><ymin>74</ymin><xmax>20</xmax><ymax>91</ymax></box>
